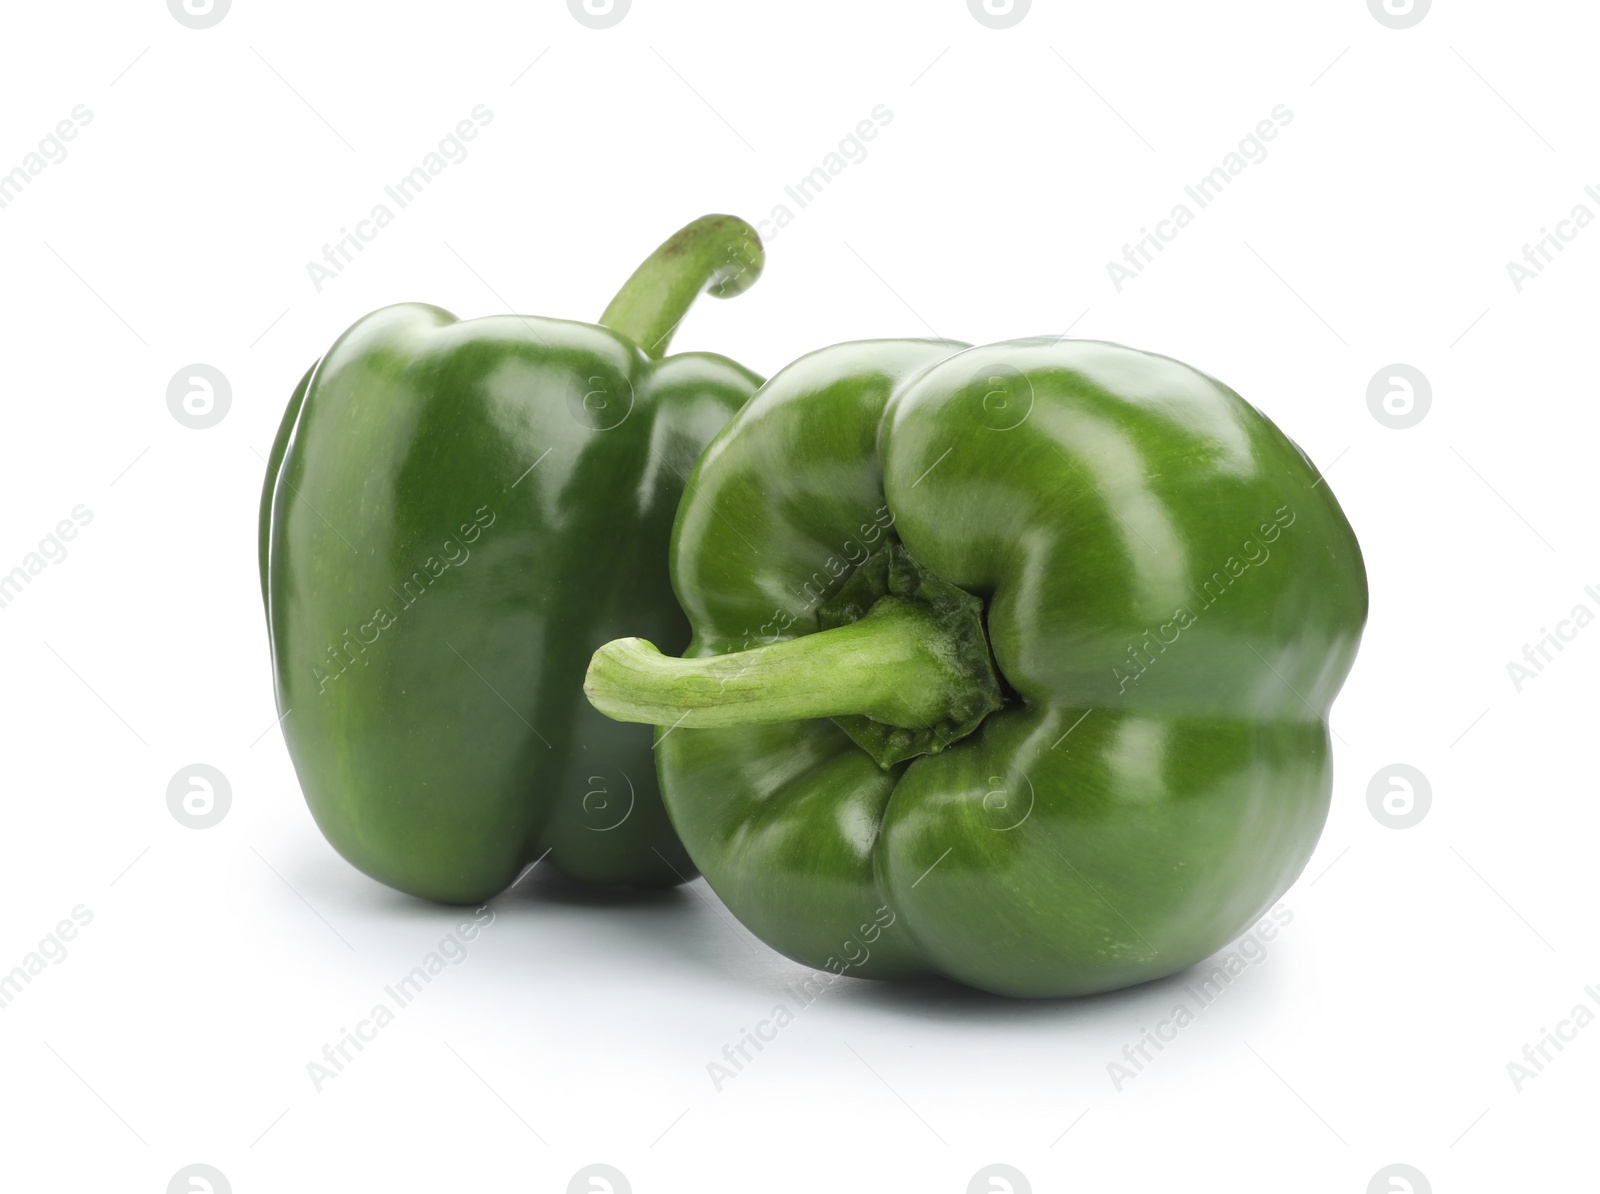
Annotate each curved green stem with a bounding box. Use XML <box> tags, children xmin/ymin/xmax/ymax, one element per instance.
<box><xmin>599</xmin><ymin>214</ymin><xmax>764</xmax><ymax>359</ymax></box>
<box><xmin>587</xmin><ymin>600</ymin><xmax>963</xmax><ymax>728</ymax></box>
<box><xmin>586</xmin><ymin>541</ymin><xmax>1004</xmax><ymax>769</ymax></box>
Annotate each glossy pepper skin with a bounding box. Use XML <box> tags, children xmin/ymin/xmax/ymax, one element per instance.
<box><xmin>586</xmin><ymin>338</ymin><xmax>1367</xmax><ymax>997</ymax></box>
<box><xmin>261</xmin><ymin>216</ymin><xmax>765</xmax><ymax>903</ymax></box>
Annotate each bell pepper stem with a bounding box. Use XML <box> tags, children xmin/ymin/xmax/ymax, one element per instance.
<box><xmin>589</xmin><ymin>539</ymin><xmax>1004</xmax><ymax>767</ymax></box>
<box><xmin>586</xmin><ymin>599</ymin><xmax>966</xmax><ymax>728</ymax></box>
<box><xmin>599</xmin><ymin>214</ymin><xmax>764</xmax><ymax>360</ymax></box>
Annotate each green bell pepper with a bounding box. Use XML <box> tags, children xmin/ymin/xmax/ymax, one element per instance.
<box><xmin>585</xmin><ymin>337</ymin><xmax>1367</xmax><ymax>997</ymax></box>
<box><xmin>261</xmin><ymin>215</ymin><xmax>764</xmax><ymax>903</ymax></box>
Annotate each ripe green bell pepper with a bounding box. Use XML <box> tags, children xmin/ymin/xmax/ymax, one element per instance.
<box><xmin>261</xmin><ymin>215</ymin><xmax>764</xmax><ymax>903</ymax></box>
<box><xmin>585</xmin><ymin>337</ymin><xmax>1367</xmax><ymax>997</ymax></box>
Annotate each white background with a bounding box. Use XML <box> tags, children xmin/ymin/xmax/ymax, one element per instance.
<box><xmin>0</xmin><ymin>1</ymin><xmax>1593</xmax><ymax>1191</ymax></box>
